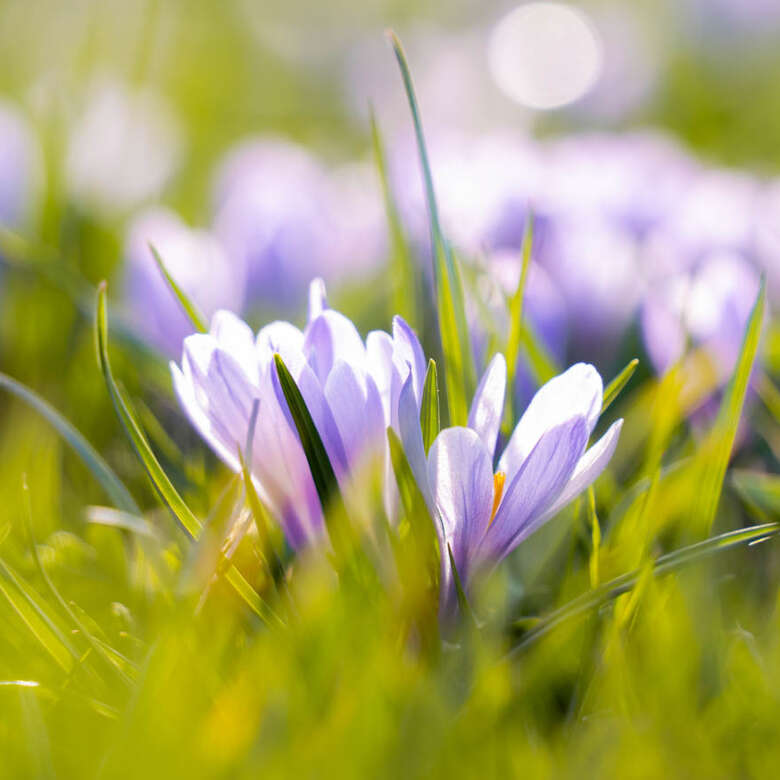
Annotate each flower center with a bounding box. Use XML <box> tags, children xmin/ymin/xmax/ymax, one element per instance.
<box><xmin>490</xmin><ymin>471</ymin><xmax>506</xmax><ymax>525</ymax></box>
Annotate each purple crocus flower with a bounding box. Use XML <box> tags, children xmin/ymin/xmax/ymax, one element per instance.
<box><xmin>640</xmin><ymin>251</ymin><xmax>762</xmax><ymax>383</ymax></box>
<box><xmin>171</xmin><ymin>279</ymin><xmax>427</xmax><ymax>550</ymax></box>
<box><xmin>123</xmin><ymin>208</ymin><xmax>247</xmax><ymax>358</ymax></box>
<box><xmin>399</xmin><ymin>357</ymin><xmax>622</xmax><ymax>616</ymax></box>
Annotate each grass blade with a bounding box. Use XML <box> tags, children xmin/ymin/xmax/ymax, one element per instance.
<box><xmin>602</xmin><ymin>358</ymin><xmax>639</xmax><ymax>414</ymax></box>
<box><xmin>419</xmin><ymin>359</ymin><xmax>440</xmax><ymax>455</ymax></box>
<box><xmin>95</xmin><ymin>282</ymin><xmax>281</xmax><ymax>626</ymax></box>
<box><xmin>692</xmin><ymin>277</ymin><xmax>766</xmax><ymax>534</ymax></box>
<box><xmin>370</xmin><ymin>109</ymin><xmax>418</xmax><ymax>328</ymax></box>
<box><xmin>149</xmin><ymin>243</ymin><xmax>208</xmax><ymax>334</ymax></box>
<box><xmin>389</xmin><ymin>30</ymin><xmax>476</xmax><ymax>425</ymax></box>
<box><xmin>508</xmin><ymin>521</ymin><xmax>780</xmax><ymax>657</ymax></box>
<box><xmin>506</xmin><ymin>213</ymin><xmax>534</xmax><ymax>405</ymax></box>
<box><xmin>0</xmin><ymin>372</ymin><xmax>140</xmax><ymax>515</ymax></box>
<box><xmin>273</xmin><ymin>354</ymin><xmax>349</xmax><ymax>558</ymax></box>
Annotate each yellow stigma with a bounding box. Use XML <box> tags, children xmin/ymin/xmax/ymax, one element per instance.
<box><xmin>490</xmin><ymin>471</ymin><xmax>506</xmax><ymax>525</ymax></box>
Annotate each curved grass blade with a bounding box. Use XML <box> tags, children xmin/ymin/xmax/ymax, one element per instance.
<box><xmin>732</xmin><ymin>470</ymin><xmax>780</xmax><ymax>516</ymax></box>
<box><xmin>95</xmin><ymin>282</ymin><xmax>281</xmax><ymax>627</ymax></box>
<box><xmin>506</xmin><ymin>213</ymin><xmax>534</xmax><ymax>405</ymax></box>
<box><xmin>149</xmin><ymin>243</ymin><xmax>208</xmax><ymax>334</ymax></box>
<box><xmin>389</xmin><ymin>30</ymin><xmax>476</xmax><ymax>425</ymax></box>
<box><xmin>419</xmin><ymin>359</ymin><xmax>440</xmax><ymax>455</ymax></box>
<box><xmin>507</xmin><ymin>521</ymin><xmax>780</xmax><ymax>658</ymax></box>
<box><xmin>273</xmin><ymin>354</ymin><xmax>349</xmax><ymax>560</ymax></box>
<box><xmin>602</xmin><ymin>358</ymin><xmax>639</xmax><ymax>414</ymax></box>
<box><xmin>370</xmin><ymin>109</ymin><xmax>417</xmax><ymax>328</ymax></box>
<box><xmin>0</xmin><ymin>372</ymin><xmax>140</xmax><ymax>515</ymax></box>
<box><xmin>693</xmin><ymin>276</ymin><xmax>766</xmax><ymax>534</ymax></box>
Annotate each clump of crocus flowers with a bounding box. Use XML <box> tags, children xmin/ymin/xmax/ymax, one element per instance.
<box><xmin>172</xmin><ymin>279</ymin><xmax>623</xmax><ymax>619</ymax></box>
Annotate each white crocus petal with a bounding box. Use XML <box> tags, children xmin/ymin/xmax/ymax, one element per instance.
<box><xmin>536</xmin><ymin>418</ymin><xmax>624</xmax><ymax>526</ymax></box>
<box><xmin>428</xmin><ymin>426</ymin><xmax>494</xmax><ymax>614</ymax></box>
<box><xmin>498</xmin><ymin>362</ymin><xmax>603</xmax><ymax>481</ymax></box>
<box><xmin>467</xmin><ymin>353</ymin><xmax>507</xmax><ymax>459</ymax></box>
<box><xmin>210</xmin><ymin>310</ymin><xmax>259</xmax><ymax>383</ymax></box>
<box><xmin>366</xmin><ymin>329</ymin><xmax>396</xmax><ymax>422</ymax></box>
<box><xmin>171</xmin><ymin>361</ymin><xmax>240</xmax><ymax>472</ymax></box>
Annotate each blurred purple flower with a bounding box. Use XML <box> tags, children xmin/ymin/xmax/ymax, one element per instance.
<box><xmin>399</xmin><ymin>358</ymin><xmax>622</xmax><ymax>617</ymax></box>
<box><xmin>213</xmin><ymin>137</ymin><xmax>385</xmax><ymax>310</ymax></box>
<box><xmin>0</xmin><ymin>100</ymin><xmax>42</xmax><ymax>229</ymax></box>
<box><xmin>172</xmin><ymin>279</ymin><xmax>427</xmax><ymax>549</ymax></box>
<box><xmin>123</xmin><ymin>208</ymin><xmax>246</xmax><ymax>357</ymax></box>
<box><xmin>641</xmin><ymin>252</ymin><xmax>762</xmax><ymax>381</ymax></box>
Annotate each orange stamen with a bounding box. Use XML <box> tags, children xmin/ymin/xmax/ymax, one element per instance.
<box><xmin>490</xmin><ymin>471</ymin><xmax>506</xmax><ymax>525</ymax></box>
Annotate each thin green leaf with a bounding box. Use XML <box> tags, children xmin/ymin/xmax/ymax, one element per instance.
<box><xmin>0</xmin><ymin>372</ymin><xmax>139</xmax><ymax>515</ymax></box>
<box><xmin>507</xmin><ymin>521</ymin><xmax>780</xmax><ymax>658</ymax></box>
<box><xmin>601</xmin><ymin>358</ymin><xmax>639</xmax><ymax>414</ymax></box>
<box><xmin>389</xmin><ymin>30</ymin><xmax>476</xmax><ymax>425</ymax></box>
<box><xmin>95</xmin><ymin>282</ymin><xmax>281</xmax><ymax>627</ymax></box>
<box><xmin>419</xmin><ymin>359</ymin><xmax>440</xmax><ymax>455</ymax></box>
<box><xmin>693</xmin><ymin>277</ymin><xmax>766</xmax><ymax>534</ymax></box>
<box><xmin>447</xmin><ymin>543</ymin><xmax>478</xmax><ymax>627</ymax></box>
<box><xmin>149</xmin><ymin>243</ymin><xmax>208</xmax><ymax>334</ymax></box>
<box><xmin>587</xmin><ymin>487</ymin><xmax>600</xmax><ymax>588</ymax></box>
<box><xmin>85</xmin><ymin>506</ymin><xmax>160</xmax><ymax>540</ymax></box>
<box><xmin>370</xmin><ymin>108</ymin><xmax>417</xmax><ymax>328</ymax></box>
<box><xmin>506</xmin><ymin>213</ymin><xmax>534</xmax><ymax>402</ymax></box>
<box><xmin>273</xmin><ymin>353</ymin><xmax>349</xmax><ymax>560</ymax></box>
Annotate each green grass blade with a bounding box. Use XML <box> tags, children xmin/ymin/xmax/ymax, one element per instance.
<box><xmin>273</xmin><ymin>354</ymin><xmax>349</xmax><ymax>558</ymax></box>
<box><xmin>693</xmin><ymin>277</ymin><xmax>766</xmax><ymax>534</ymax></box>
<box><xmin>370</xmin><ymin>109</ymin><xmax>417</xmax><ymax>328</ymax></box>
<box><xmin>149</xmin><ymin>243</ymin><xmax>208</xmax><ymax>334</ymax></box>
<box><xmin>602</xmin><ymin>358</ymin><xmax>639</xmax><ymax>414</ymax></box>
<box><xmin>508</xmin><ymin>521</ymin><xmax>780</xmax><ymax>657</ymax></box>
<box><xmin>95</xmin><ymin>282</ymin><xmax>280</xmax><ymax>626</ymax></box>
<box><xmin>419</xmin><ymin>359</ymin><xmax>440</xmax><ymax>455</ymax></box>
<box><xmin>0</xmin><ymin>372</ymin><xmax>139</xmax><ymax>515</ymax></box>
<box><xmin>389</xmin><ymin>31</ymin><xmax>476</xmax><ymax>425</ymax></box>
<box><xmin>506</xmin><ymin>213</ymin><xmax>534</xmax><ymax>402</ymax></box>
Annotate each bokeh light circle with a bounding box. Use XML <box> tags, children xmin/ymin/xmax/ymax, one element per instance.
<box><xmin>488</xmin><ymin>2</ymin><xmax>603</xmax><ymax>110</ymax></box>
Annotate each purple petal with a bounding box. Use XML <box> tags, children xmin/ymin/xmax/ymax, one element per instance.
<box><xmin>303</xmin><ymin>310</ymin><xmax>366</xmax><ymax>384</ymax></box>
<box><xmin>498</xmin><ymin>363</ymin><xmax>602</xmax><ymax>481</ymax></box>
<box><xmin>483</xmin><ymin>417</ymin><xmax>588</xmax><ymax>565</ymax></box>
<box><xmin>210</xmin><ymin>310</ymin><xmax>258</xmax><ymax>382</ymax></box>
<box><xmin>428</xmin><ymin>427</ymin><xmax>494</xmax><ymax>585</ymax></box>
<box><xmin>392</xmin><ymin>316</ymin><xmax>427</xmax><ymax>402</ymax></box>
<box><xmin>324</xmin><ymin>360</ymin><xmax>385</xmax><ymax>471</ymax></box>
<box><xmin>467</xmin><ymin>353</ymin><xmax>507</xmax><ymax>459</ymax></box>
<box><xmin>308</xmin><ymin>277</ymin><xmax>328</xmax><ymax>321</ymax></box>
<box><xmin>537</xmin><ymin>419</ymin><xmax>623</xmax><ymax>525</ymax></box>
<box><xmin>398</xmin><ymin>372</ymin><xmax>432</xmax><ymax>510</ymax></box>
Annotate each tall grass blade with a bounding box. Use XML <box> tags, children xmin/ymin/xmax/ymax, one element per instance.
<box><xmin>0</xmin><ymin>372</ymin><xmax>139</xmax><ymax>515</ymax></box>
<box><xmin>273</xmin><ymin>354</ymin><xmax>349</xmax><ymax>559</ymax></box>
<box><xmin>95</xmin><ymin>282</ymin><xmax>280</xmax><ymax>626</ymax></box>
<box><xmin>507</xmin><ymin>521</ymin><xmax>780</xmax><ymax>657</ymax></box>
<box><xmin>506</xmin><ymin>213</ymin><xmax>534</xmax><ymax>404</ymax></box>
<box><xmin>370</xmin><ymin>109</ymin><xmax>417</xmax><ymax>328</ymax></box>
<box><xmin>389</xmin><ymin>31</ymin><xmax>476</xmax><ymax>425</ymax></box>
<box><xmin>149</xmin><ymin>243</ymin><xmax>208</xmax><ymax>334</ymax></box>
<box><xmin>693</xmin><ymin>277</ymin><xmax>766</xmax><ymax>534</ymax></box>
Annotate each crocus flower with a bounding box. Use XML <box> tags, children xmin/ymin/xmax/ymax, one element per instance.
<box><xmin>66</xmin><ymin>79</ymin><xmax>182</xmax><ymax>215</ymax></box>
<box><xmin>399</xmin><ymin>357</ymin><xmax>622</xmax><ymax>616</ymax></box>
<box><xmin>640</xmin><ymin>251</ymin><xmax>762</xmax><ymax>382</ymax></box>
<box><xmin>213</xmin><ymin>137</ymin><xmax>386</xmax><ymax>310</ymax></box>
<box><xmin>123</xmin><ymin>208</ymin><xmax>246</xmax><ymax>358</ymax></box>
<box><xmin>0</xmin><ymin>100</ymin><xmax>42</xmax><ymax>229</ymax></box>
<box><xmin>172</xmin><ymin>279</ymin><xmax>427</xmax><ymax>550</ymax></box>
